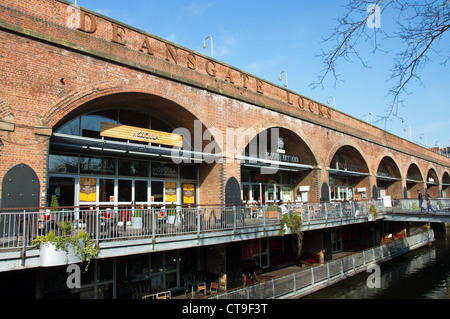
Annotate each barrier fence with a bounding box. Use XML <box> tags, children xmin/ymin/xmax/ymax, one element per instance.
<box><xmin>0</xmin><ymin>198</ymin><xmax>447</xmax><ymax>251</ymax></box>
<box><xmin>208</xmin><ymin>229</ymin><xmax>435</xmax><ymax>299</ymax></box>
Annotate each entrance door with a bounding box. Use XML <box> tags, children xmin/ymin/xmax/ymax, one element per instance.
<box><xmin>2</xmin><ymin>164</ymin><xmax>40</xmax><ymax>209</ymax></box>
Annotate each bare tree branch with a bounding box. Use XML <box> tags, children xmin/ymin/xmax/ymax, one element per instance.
<box><xmin>313</xmin><ymin>0</ymin><xmax>450</xmax><ymax>129</ymax></box>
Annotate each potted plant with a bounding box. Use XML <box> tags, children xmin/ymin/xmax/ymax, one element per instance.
<box><xmin>33</xmin><ymin>220</ymin><xmax>99</xmax><ymax>271</ymax></box>
<box><xmin>279</xmin><ymin>211</ymin><xmax>303</xmax><ymax>256</ymax></box>
<box><xmin>167</xmin><ymin>203</ymin><xmax>177</xmax><ymax>225</ymax></box>
<box><xmin>131</xmin><ymin>203</ymin><xmax>143</xmax><ymax>229</ymax></box>
<box><xmin>369</xmin><ymin>204</ymin><xmax>379</xmax><ymax>221</ymax></box>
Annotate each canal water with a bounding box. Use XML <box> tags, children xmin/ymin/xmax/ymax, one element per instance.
<box><xmin>303</xmin><ymin>227</ymin><xmax>450</xmax><ymax>299</ymax></box>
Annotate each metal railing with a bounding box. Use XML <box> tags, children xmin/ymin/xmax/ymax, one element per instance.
<box><xmin>0</xmin><ymin>198</ymin><xmax>448</xmax><ymax>252</ymax></box>
<box><xmin>208</xmin><ymin>229</ymin><xmax>435</xmax><ymax>299</ymax></box>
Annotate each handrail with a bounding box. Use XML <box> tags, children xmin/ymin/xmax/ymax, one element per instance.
<box><xmin>208</xmin><ymin>229</ymin><xmax>435</xmax><ymax>299</ymax></box>
<box><xmin>0</xmin><ymin>198</ymin><xmax>448</xmax><ymax>251</ymax></box>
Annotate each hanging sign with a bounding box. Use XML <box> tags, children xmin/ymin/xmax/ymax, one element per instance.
<box><xmin>100</xmin><ymin>122</ymin><xmax>183</xmax><ymax>147</ymax></box>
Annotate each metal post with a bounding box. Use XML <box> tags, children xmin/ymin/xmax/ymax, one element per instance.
<box><xmin>197</xmin><ymin>207</ymin><xmax>201</xmax><ymax>237</ymax></box>
<box><xmin>293</xmin><ymin>273</ymin><xmax>296</xmax><ymax>294</ymax></box>
<box><xmin>152</xmin><ymin>208</ymin><xmax>156</xmax><ymax>243</ymax></box>
<box><xmin>233</xmin><ymin>206</ymin><xmax>236</xmax><ymax>232</ymax></box>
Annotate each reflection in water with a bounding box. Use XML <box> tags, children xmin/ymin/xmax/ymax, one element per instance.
<box><xmin>303</xmin><ymin>230</ymin><xmax>450</xmax><ymax>299</ymax></box>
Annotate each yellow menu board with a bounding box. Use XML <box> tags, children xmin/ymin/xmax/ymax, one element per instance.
<box><xmin>165</xmin><ymin>182</ymin><xmax>177</xmax><ymax>203</ymax></box>
<box><xmin>80</xmin><ymin>178</ymin><xmax>96</xmax><ymax>202</ymax></box>
<box><xmin>182</xmin><ymin>184</ymin><xmax>195</xmax><ymax>204</ymax></box>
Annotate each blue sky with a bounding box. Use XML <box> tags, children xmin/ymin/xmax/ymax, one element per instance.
<box><xmin>73</xmin><ymin>0</ymin><xmax>449</xmax><ymax>149</ymax></box>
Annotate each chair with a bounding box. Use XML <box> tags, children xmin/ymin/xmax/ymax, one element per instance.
<box><xmin>157</xmin><ymin>291</ymin><xmax>171</xmax><ymax>299</ymax></box>
<box><xmin>196</xmin><ymin>282</ymin><xmax>206</xmax><ymax>296</ymax></box>
<box><xmin>206</xmin><ymin>282</ymin><xmax>219</xmax><ymax>295</ymax></box>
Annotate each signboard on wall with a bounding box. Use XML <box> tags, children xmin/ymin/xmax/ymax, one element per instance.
<box><xmin>182</xmin><ymin>184</ymin><xmax>195</xmax><ymax>204</ymax></box>
<box><xmin>165</xmin><ymin>182</ymin><xmax>177</xmax><ymax>203</ymax></box>
<box><xmin>100</xmin><ymin>122</ymin><xmax>183</xmax><ymax>147</ymax></box>
<box><xmin>80</xmin><ymin>177</ymin><xmax>96</xmax><ymax>202</ymax></box>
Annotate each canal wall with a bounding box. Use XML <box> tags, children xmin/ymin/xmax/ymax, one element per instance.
<box><xmin>208</xmin><ymin>229</ymin><xmax>435</xmax><ymax>299</ymax></box>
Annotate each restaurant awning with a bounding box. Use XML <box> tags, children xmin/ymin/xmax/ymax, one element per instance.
<box><xmin>376</xmin><ymin>175</ymin><xmax>401</xmax><ymax>182</ymax></box>
<box><xmin>50</xmin><ymin>133</ymin><xmax>221</xmax><ymax>163</ymax></box>
<box><xmin>239</xmin><ymin>155</ymin><xmax>314</xmax><ymax>172</ymax></box>
<box><xmin>328</xmin><ymin>168</ymin><xmax>369</xmax><ymax>178</ymax></box>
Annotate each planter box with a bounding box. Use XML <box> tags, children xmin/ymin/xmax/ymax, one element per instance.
<box><xmin>167</xmin><ymin>215</ymin><xmax>176</xmax><ymax>225</ymax></box>
<box><xmin>265</xmin><ymin>210</ymin><xmax>278</xmax><ymax>219</ymax></box>
<box><xmin>39</xmin><ymin>241</ymin><xmax>84</xmax><ymax>267</ymax></box>
<box><xmin>131</xmin><ymin>217</ymin><xmax>142</xmax><ymax>229</ymax></box>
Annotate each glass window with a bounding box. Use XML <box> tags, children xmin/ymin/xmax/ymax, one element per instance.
<box><xmin>49</xmin><ymin>154</ymin><xmax>79</xmax><ymax>174</ymax></box>
<box><xmin>243</xmin><ymin>185</ymin><xmax>250</xmax><ymax>201</ymax></box>
<box><xmin>267</xmin><ymin>185</ymin><xmax>275</xmax><ymax>202</ymax></box>
<box><xmin>179</xmin><ymin>164</ymin><xmax>197</xmax><ymax>180</ymax></box>
<box><xmin>118</xmin><ymin>159</ymin><xmax>149</xmax><ymax>177</ymax></box>
<box><xmin>252</xmin><ymin>185</ymin><xmax>261</xmax><ymax>202</ymax></box>
<box><xmin>81</xmin><ymin>114</ymin><xmax>117</xmax><ymax>139</ymax></box>
<box><xmin>151</xmin><ymin>162</ymin><xmax>177</xmax><ymax>179</ymax></box>
<box><xmin>150</xmin><ymin>253</ymin><xmax>163</xmax><ymax>274</ymax></box>
<box><xmin>99</xmin><ymin>179</ymin><xmax>114</xmax><ymax>202</ymax></box>
<box><xmin>151</xmin><ymin>181</ymin><xmax>164</xmax><ymax>202</ymax></box>
<box><xmin>135</xmin><ymin>180</ymin><xmax>148</xmax><ymax>202</ymax></box>
<box><xmin>48</xmin><ymin>177</ymin><xmax>75</xmax><ymax>207</ymax></box>
<box><xmin>118</xmin><ymin>179</ymin><xmax>132</xmax><ymax>202</ymax></box>
<box><xmin>241</xmin><ymin>170</ymin><xmax>250</xmax><ymax>183</ymax></box>
<box><xmin>165</xmin><ymin>251</ymin><xmax>177</xmax><ymax>271</ymax></box>
<box><xmin>80</xmin><ymin>157</ymin><xmax>116</xmax><ymax>175</ymax></box>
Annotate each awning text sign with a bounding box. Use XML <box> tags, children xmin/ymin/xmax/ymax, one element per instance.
<box><xmin>100</xmin><ymin>122</ymin><xmax>183</xmax><ymax>147</ymax></box>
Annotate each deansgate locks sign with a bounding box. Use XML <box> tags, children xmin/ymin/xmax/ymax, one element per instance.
<box><xmin>100</xmin><ymin>122</ymin><xmax>183</xmax><ymax>147</ymax></box>
<box><xmin>67</xmin><ymin>4</ymin><xmax>333</xmax><ymax>120</ymax></box>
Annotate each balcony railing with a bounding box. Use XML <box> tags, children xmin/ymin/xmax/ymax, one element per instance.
<box><xmin>0</xmin><ymin>198</ymin><xmax>449</xmax><ymax>252</ymax></box>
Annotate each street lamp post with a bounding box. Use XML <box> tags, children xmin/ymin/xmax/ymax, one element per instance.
<box><xmin>203</xmin><ymin>36</ymin><xmax>213</xmax><ymax>58</ymax></box>
<box><xmin>327</xmin><ymin>96</ymin><xmax>336</xmax><ymax>109</ymax></box>
<box><xmin>403</xmin><ymin>125</ymin><xmax>412</xmax><ymax>141</ymax></box>
<box><xmin>420</xmin><ymin>133</ymin><xmax>428</xmax><ymax>147</ymax></box>
<box><xmin>278</xmin><ymin>71</ymin><xmax>288</xmax><ymax>88</ymax></box>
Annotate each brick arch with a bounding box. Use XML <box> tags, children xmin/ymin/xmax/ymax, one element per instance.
<box><xmin>426</xmin><ymin>167</ymin><xmax>440</xmax><ymax>184</ymax></box>
<box><xmin>405</xmin><ymin>162</ymin><xmax>424</xmax><ymax>182</ymax></box>
<box><xmin>234</xmin><ymin>118</ymin><xmax>319</xmax><ymax>166</ymax></box>
<box><xmin>442</xmin><ymin>171</ymin><xmax>450</xmax><ymax>184</ymax></box>
<box><xmin>39</xmin><ymin>80</ymin><xmax>218</xmax><ymax>135</ymax></box>
<box><xmin>325</xmin><ymin>139</ymin><xmax>370</xmax><ymax>174</ymax></box>
<box><xmin>375</xmin><ymin>154</ymin><xmax>403</xmax><ymax>179</ymax></box>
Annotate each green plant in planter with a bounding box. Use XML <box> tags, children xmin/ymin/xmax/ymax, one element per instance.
<box><xmin>133</xmin><ymin>207</ymin><xmax>141</xmax><ymax>217</ymax></box>
<box><xmin>279</xmin><ymin>211</ymin><xmax>303</xmax><ymax>256</ymax></box>
<box><xmin>167</xmin><ymin>203</ymin><xmax>177</xmax><ymax>216</ymax></box>
<box><xmin>131</xmin><ymin>201</ymin><xmax>141</xmax><ymax>217</ymax></box>
<box><xmin>267</xmin><ymin>204</ymin><xmax>278</xmax><ymax>211</ymax></box>
<box><xmin>50</xmin><ymin>194</ymin><xmax>60</xmax><ymax>212</ymax></box>
<box><xmin>369</xmin><ymin>204</ymin><xmax>379</xmax><ymax>219</ymax></box>
<box><xmin>32</xmin><ymin>221</ymin><xmax>99</xmax><ymax>272</ymax></box>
